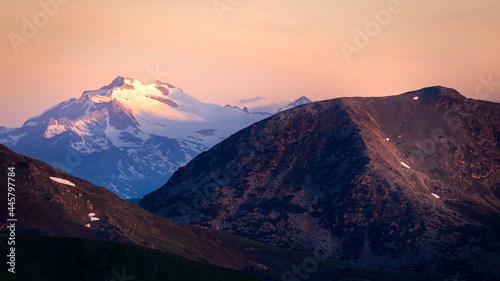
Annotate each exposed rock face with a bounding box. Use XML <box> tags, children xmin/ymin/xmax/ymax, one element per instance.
<box><xmin>141</xmin><ymin>86</ymin><xmax>500</xmax><ymax>279</ymax></box>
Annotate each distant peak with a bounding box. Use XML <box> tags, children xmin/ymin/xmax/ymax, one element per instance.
<box><xmin>100</xmin><ymin>76</ymin><xmax>126</xmax><ymax>91</ymax></box>
<box><xmin>276</xmin><ymin>96</ymin><xmax>312</xmax><ymax>113</ymax></box>
<box><xmin>100</xmin><ymin>76</ymin><xmax>141</xmax><ymax>90</ymax></box>
<box><xmin>401</xmin><ymin>86</ymin><xmax>465</xmax><ymax>101</ymax></box>
<box><xmin>84</xmin><ymin>76</ymin><xmax>180</xmax><ymax>96</ymax></box>
<box><xmin>296</xmin><ymin>96</ymin><xmax>312</xmax><ymax>103</ymax></box>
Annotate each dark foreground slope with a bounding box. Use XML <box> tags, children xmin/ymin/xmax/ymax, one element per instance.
<box><xmin>0</xmin><ymin>232</ymin><xmax>422</xmax><ymax>281</ymax></box>
<box><xmin>141</xmin><ymin>86</ymin><xmax>500</xmax><ymax>280</ymax></box>
<box><xmin>0</xmin><ymin>144</ymin><xmax>422</xmax><ymax>281</ymax></box>
<box><xmin>0</xmin><ymin>232</ymin><xmax>259</xmax><ymax>281</ymax></box>
<box><xmin>0</xmin><ymin>143</ymin><xmax>253</xmax><ymax>270</ymax></box>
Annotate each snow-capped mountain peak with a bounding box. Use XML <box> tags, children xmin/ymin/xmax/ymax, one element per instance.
<box><xmin>0</xmin><ymin>76</ymin><xmax>269</xmax><ymax>198</ymax></box>
<box><xmin>276</xmin><ymin>96</ymin><xmax>312</xmax><ymax>113</ymax></box>
<box><xmin>1</xmin><ymin>77</ymin><xmax>310</xmax><ymax>198</ymax></box>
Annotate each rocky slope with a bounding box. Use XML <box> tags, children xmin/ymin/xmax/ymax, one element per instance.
<box><xmin>141</xmin><ymin>86</ymin><xmax>500</xmax><ymax>280</ymax></box>
<box><xmin>0</xmin><ymin>143</ymin><xmax>253</xmax><ymax>270</ymax></box>
<box><xmin>0</xmin><ymin>143</ymin><xmax>420</xmax><ymax>281</ymax></box>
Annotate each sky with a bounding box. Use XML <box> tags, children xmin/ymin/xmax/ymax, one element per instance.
<box><xmin>1</xmin><ymin>0</ymin><xmax>499</xmax><ymax>127</ymax></box>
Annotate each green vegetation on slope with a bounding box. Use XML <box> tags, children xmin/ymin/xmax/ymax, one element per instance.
<box><xmin>0</xmin><ymin>231</ymin><xmax>261</xmax><ymax>281</ymax></box>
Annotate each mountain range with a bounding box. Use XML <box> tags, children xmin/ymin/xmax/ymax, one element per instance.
<box><xmin>140</xmin><ymin>86</ymin><xmax>500</xmax><ymax>280</ymax></box>
<box><xmin>0</xmin><ymin>143</ymin><xmax>422</xmax><ymax>281</ymax></box>
<box><xmin>2</xmin><ymin>78</ymin><xmax>498</xmax><ymax>279</ymax></box>
<box><xmin>0</xmin><ymin>77</ymin><xmax>309</xmax><ymax>198</ymax></box>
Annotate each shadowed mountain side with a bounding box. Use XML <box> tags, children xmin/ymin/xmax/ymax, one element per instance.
<box><xmin>0</xmin><ymin>144</ymin><xmax>424</xmax><ymax>281</ymax></box>
<box><xmin>0</xmin><ymin>143</ymin><xmax>253</xmax><ymax>270</ymax></box>
<box><xmin>0</xmin><ymin>232</ymin><xmax>261</xmax><ymax>281</ymax></box>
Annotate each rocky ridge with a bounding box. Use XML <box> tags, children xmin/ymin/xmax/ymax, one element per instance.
<box><xmin>141</xmin><ymin>86</ymin><xmax>500</xmax><ymax>279</ymax></box>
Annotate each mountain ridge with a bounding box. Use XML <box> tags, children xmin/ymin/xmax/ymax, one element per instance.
<box><xmin>0</xmin><ymin>143</ymin><xmax>255</xmax><ymax>270</ymax></box>
<box><xmin>141</xmin><ymin>86</ymin><xmax>500</xmax><ymax>280</ymax></box>
<box><xmin>0</xmin><ymin>143</ymin><xmax>423</xmax><ymax>281</ymax></box>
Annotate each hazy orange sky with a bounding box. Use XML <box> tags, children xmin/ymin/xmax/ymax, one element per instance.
<box><xmin>1</xmin><ymin>0</ymin><xmax>499</xmax><ymax>127</ymax></box>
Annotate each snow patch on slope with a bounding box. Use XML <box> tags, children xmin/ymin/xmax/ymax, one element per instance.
<box><xmin>44</xmin><ymin>119</ymin><xmax>68</xmax><ymax>138</ymax></box>
<box><xmin>88</xmin><ymin>95</ymin><xmax>113</xmax><ymax>103</ymax></box>
<box><xmin>400</xmin><ymin>162</ymin><xmax>411</xmax><ymax>169</ymax></box>
<box><xmin>49</xmin><ymin>177</ymin><xmax>76</xmax><ymax>187</ymax></box>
